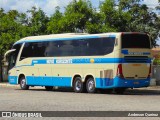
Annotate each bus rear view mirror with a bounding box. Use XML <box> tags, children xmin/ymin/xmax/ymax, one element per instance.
<box><xmin>3</xmin><ymin>49</ymin><xmax>16</xmax><ymax>62</ymax></box>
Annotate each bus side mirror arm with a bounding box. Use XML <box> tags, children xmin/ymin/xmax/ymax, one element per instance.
<box><xmin>3</xmin><ymin>49</ymin><xmax>16</xmax><ymax>62</ymax></box>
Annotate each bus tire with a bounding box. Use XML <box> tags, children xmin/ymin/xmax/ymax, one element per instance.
<box><xmin>20</xmin><ymin>77</ymin><xmax>29</xmax><ymax>90</ymax></box>
<box><xmin>86</xmin><ymin>77</ymin><xmax>96</xmax><ymax>93</ymax></box>
<box><xmin>45</xmin><ymin>86</ymin><xmax>53</xmax><ymax>91</ymax></box>
<box><xmin>73</xmin><ymin>77</ymin><xmax>85</xmax><ymax>93</ymax></box>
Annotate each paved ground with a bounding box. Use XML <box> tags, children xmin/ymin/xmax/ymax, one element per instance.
<box><xmin>0</xmin><ymin>84</ymin><xmax>160</xmax><ymax>120</ymax></box>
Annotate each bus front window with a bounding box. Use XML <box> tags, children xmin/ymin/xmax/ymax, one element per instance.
<box><xmin>7</xmin><ymin>43</ymin><xmax>22</xmax><ymax>70</ymax></box>
<box><xmin>8</xmin><ymin>52</ymin><xmax>17</xmax><ymax>70</ymax></box>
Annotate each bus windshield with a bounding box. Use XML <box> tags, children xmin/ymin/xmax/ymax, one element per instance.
<box><xmin>122</xmin><ymin>34</ymin><xmax>150</xmax><ymax>48</ymax></box>
<box><xmin>8</xmin><ymin>44</ymin><xmax>22</xmax><ymax>70</ymax></box>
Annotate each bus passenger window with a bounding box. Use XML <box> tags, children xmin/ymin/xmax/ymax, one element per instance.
<box><xmin>60</xmin><ymin>41</ymin><xmax>74</xmax><ymax>56</ymax></box>
<box><xmin>44</xmin><ymin>41</ymin><xmax>60</xmax><ymax>57</ymax></box>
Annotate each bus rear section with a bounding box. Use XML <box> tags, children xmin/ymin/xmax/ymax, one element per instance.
<box><xmin>115</xmin><ymin>33</ymin><xmax>151</xmax><ymax>88</ymax></box>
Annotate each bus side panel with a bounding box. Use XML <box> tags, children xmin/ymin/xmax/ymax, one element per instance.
<box><xmin>95</xmin><ymin>67</ymin><xmax>114</xmax><ymax>89</ymax></box>
<box><xmin>9</xmin><ymin>67</ymin><xmax>18</xmax><ymax>84</ymax></box>
<box><xmin>22</xmin><ymin>66</ymin><xmax>39</xmax><ymax>85</ymax></box>
<box><xmin>25</xmin><ymin>65</ymin><xmax>72</xmax><ymax>87</ymax></box>
<box><xmin>68</xmin><ymin>68</ymin><xmax>83</xmax><ymax>86</ymax></box>
<box><xmin>52</xmin><ymin>67</ymin><xmax>72</xmax><ymax>87</ymax></box>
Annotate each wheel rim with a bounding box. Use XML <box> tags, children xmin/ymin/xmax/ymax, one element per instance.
<box><xmin>21</xmin><ymin>79</ymin><xmax>26</xmax><ymax>88</ymax></box>
<box><xmin>88</xmin><ymin>79</ymin><xmax>95</xmax><ymax>91</ymax></box>
<box><xmin>75</xmin><ymin>80</ymin><xmax>82</xmax><ymax>91</ymax></box>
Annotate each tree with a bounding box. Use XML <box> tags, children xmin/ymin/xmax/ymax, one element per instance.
<box><xmin>63</xmin><ymin>0</ymin><xmax>94</xmax><ymax>32</ymax></box>
<box><xmin>155</xmin><ymin>0</ymin><xmax>160</xmax><ymax>42</ymax></box>
<box><xmin>0</xmin><ymin>10</ymin><xmax>20</xmax><ymax>54</ymax></box>
<box><xmin>86</xmin><ymin>10</ymin><xmax>104</xmax><ymax>33</ymax></box>
<box><xmin>47</xmin><ymin>6</ymin><xmax>64</xmax><ymax>34</ymax></box>
<box><xmin>27</xmin><ymin>6</ymin><xmax>49</xmax><ymax>35</ymax></box>
<box><xmin>118</xmin><ymin>0</ymin><xmax>159</xmax><ymax>46</ymax></box>
<box><xmin>0</xmin><ymin>9</ymin><xmax>20</xmax><ymax>81</ymax></box>
<box><xmin>99</xmin><ymin>0</ymin><xmax>159</xmax><ymax>46</ymax></box>
<box><xmin>47</xmin><ymin>0</ymin><xmax>96</xmax><ymax>33</ymax></box>
<box><xmin>100</xmin><ymin>0</ymin><xmax>121</xmax><ymax>32</ymax></box>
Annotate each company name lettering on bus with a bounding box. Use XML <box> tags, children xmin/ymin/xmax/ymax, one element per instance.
<box><xmin>128</xmin><ymin>52</ymin><xmax>143</xmax><ymax>55</ymax></box>
<box><xmin>46</xmin><ymin>59</ymin><xmax>54</xmax><ymax>64</ymax></box>
<box><xmin>56</xmin><ymin>59</ymin><xmax>73</xmax><ymax>64</ymax></box>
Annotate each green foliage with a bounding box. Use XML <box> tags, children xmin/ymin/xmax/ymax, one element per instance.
<box><xmin>47</xmin><ymin>7</ymin><xmax>64</xmax><ymax>34</ymax></box>
<box><xmin>27</xmin><ymin>6</ymin><xmax>49</xmax><ymax>35</ymax></box>
<box><xmin>0</xmin><ymin>0</ymin><xmax>160</xmax><ymax>56</ymax></box>
<box><xmin>153</xmin><ymin>59</ymin><xmax>160</xmax><ymax>65</ymax></box>
<box><xmin>64</xmin><ymin>0</ymin><xmax>93</xmax><ymax>32</ymax></box>
<box><xmin>153</xmin><ymin>53</ymin><xmax>160</xmax><ymax>65</ymax></box>
<box><xmin>0</xmin><ymin>9</ymin><xmax>22</xmax><ymax>55</ymax></box>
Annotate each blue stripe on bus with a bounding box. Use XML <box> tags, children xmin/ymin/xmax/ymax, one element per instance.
<box><xmin>14</xmin><ymin>35</ymin><xmax>116</xmax><ymax>45</ymax></box>
<box><xmin>14</xmin><ymin>58</ymin><xmax>151</xmax><ymax>68</ymax></box>
<box><xmin>31</xmin><ymin>58</ymin><xmax>151</xmax><ymax>65</ymax></box>
<box><xmin>26</xmin><ymin>76</ymin><xmax>72</xmax><ymax>87</ymax></box>
<box><xmin>9</xmin><ymin>75</ymin><xmax>150</xmax><ymax>88</ymax></box>
<box><xmin>9</xmin><ymin>76</ymin><xmax>18</xmax><ymax>84</ymax></box>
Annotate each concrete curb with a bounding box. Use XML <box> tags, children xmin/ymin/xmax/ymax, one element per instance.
<box><xmin>0</xmin><ymin>83</ymin><xmax>43</xmax><ymax>89</ymax></box>
<box><xmin>0</xmin><ymin>83</ymin><xmax>19</xmax><ymax>88</ymax></box>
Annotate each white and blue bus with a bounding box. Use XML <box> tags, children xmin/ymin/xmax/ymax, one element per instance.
<box><xmin>4</xmin><ymin>32</ymin><xmax>151</xmax><ymax>94</ymax></box>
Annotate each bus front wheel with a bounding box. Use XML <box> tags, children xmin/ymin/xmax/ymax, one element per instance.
<box><xmin>86</xmin><ymin>77</ymin><xmax>96</xmax><ymax>93</ymax></box>
<box><xmin>20</xmin><ymin>77</ymin><xmax>29</xmax><ymax>90</ymax></box>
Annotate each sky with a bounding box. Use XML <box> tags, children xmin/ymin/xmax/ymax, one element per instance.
<box><xmin>0</xmin><ymin>0</ymin><xmax>159</xmax><ymax>44</ymax></box>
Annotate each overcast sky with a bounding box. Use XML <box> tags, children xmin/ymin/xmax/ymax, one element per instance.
<box><xmin>0</xmin><ymin>0</ymin><xmax>159</xmax><ymax>44</ymax></box>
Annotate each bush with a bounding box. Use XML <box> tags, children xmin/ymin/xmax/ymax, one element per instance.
<box><xmin>153</xmin><ymin>53</ymin><xmax>160</xmax><ymax>65</ymax></box>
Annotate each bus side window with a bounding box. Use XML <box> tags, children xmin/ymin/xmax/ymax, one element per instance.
<box><xmin>34</xmin><ymin>42</ymin><xmax>47</xmax><ymax>57</ymax></box>
<box><xmin>60</xmin><ymin>40</ymin><xmax>74</xmax><ymax>56</ymax></box>
<box><xmin>44</xmin><ymin>41</ymin><xmax>60</xmax><ymax>57</ymax></box>
<box><xmin>74</xmin><ymin>40</ymin><xmax>88</xmax><ymax>56</ymax></box>
<box><xmin>88</xmin><ymin>39</ymin><xmax>98</xmax><ymax>55</ymax></box>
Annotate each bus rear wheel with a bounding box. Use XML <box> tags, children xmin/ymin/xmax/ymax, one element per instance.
<box><xmin>45</xmin><ymin>86</ymin><xmax>53</xmax><ymax>91</ymax></box>
<box><xmin>20</xmin><ymin>77</ymin><xmax>29</xmax><ymax>90</ymax></box>
<box><xmin>73</xmin><ymin>77</ymin><xmax>85</xmax><ymax>93</ymax></box>
<box><xmin>86</xmin><ymin>77</ymin><xmax>96</xmax><ymax>93</ymax></box>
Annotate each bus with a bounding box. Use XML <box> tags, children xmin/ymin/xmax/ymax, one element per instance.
<box><xmin>4</xmin><ymin>32</ymin><xmax>152</xmax><ymax>94</ymax></box>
